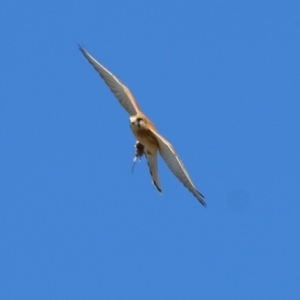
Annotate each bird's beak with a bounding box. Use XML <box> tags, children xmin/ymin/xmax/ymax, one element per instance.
<box><xmin>129</xmin><ymin>116</ymin><xmax>136</xmax><ymax>124</ymax></box>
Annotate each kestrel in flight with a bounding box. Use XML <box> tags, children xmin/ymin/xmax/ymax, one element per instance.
<box><xmin>79</xmin><ymin>46</ymin><xmax>206</xmax><ymax>206</ymax></box>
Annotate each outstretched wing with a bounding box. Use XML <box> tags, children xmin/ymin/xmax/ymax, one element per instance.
<box><xmin>79</xmin><ymin>46</ymin><xmax>141</xmax><ymax>116</ymax></box>
<box><xmin>150</xmin><ymin>130</ymin><xmax>206</xmax><ymax>206</ymax></box>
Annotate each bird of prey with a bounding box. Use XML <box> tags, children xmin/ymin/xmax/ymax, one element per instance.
<box><xmin>79</xmin><ymin>46</ymin><xmax>206</xmax><ymax>206</ymax></box>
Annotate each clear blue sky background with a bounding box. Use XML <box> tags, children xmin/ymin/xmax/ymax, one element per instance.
<box><xmin>1</xmin><ymin>1</ymin><xmax>299</xmax><ymax>299</ymax></box>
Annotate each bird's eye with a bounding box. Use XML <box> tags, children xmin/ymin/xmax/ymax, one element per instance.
<box><xmin>137</xmin><ymin>118</ymin><xmax>144</xmax><ymax>128</ymax></box>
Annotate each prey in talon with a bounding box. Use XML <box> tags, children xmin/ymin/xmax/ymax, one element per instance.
<box><xmin>132</xmin><ymin>141</ymin><xmax>144</xmax><ymax>173</ymax></box>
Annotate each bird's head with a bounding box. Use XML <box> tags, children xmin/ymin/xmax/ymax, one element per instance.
<box><xmin>130</xmin><ymin>115</ymin><xmax>146</xmax><ymax>129</ymax></box>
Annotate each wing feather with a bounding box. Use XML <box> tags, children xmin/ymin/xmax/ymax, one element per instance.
<box><xmin>79</xmin><ymin>46</ymin><xmax>141</xmax><ymax>116</ymax></box>
<box><xmin>151</xmin><ymin>130</ymin><xmax>206</xmax><ymax>206</ymax></box>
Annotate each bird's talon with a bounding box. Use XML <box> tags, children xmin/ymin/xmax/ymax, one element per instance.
<box><xmin>131</xmin><ymin>142</ymin><xmax>144</xmax><ymax>173</ymax></box>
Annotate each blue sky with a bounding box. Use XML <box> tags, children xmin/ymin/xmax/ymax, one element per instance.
<box><xmin>1</xmin><ymin>1</ymin><xmax>300</xmax><ymax>299</ymax></box>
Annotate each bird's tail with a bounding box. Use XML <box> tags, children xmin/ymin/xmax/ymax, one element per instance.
<box><xmin>145</xmin><ymin>151</ymin><xmax>162</xmax><ymax>193</ymax></box>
